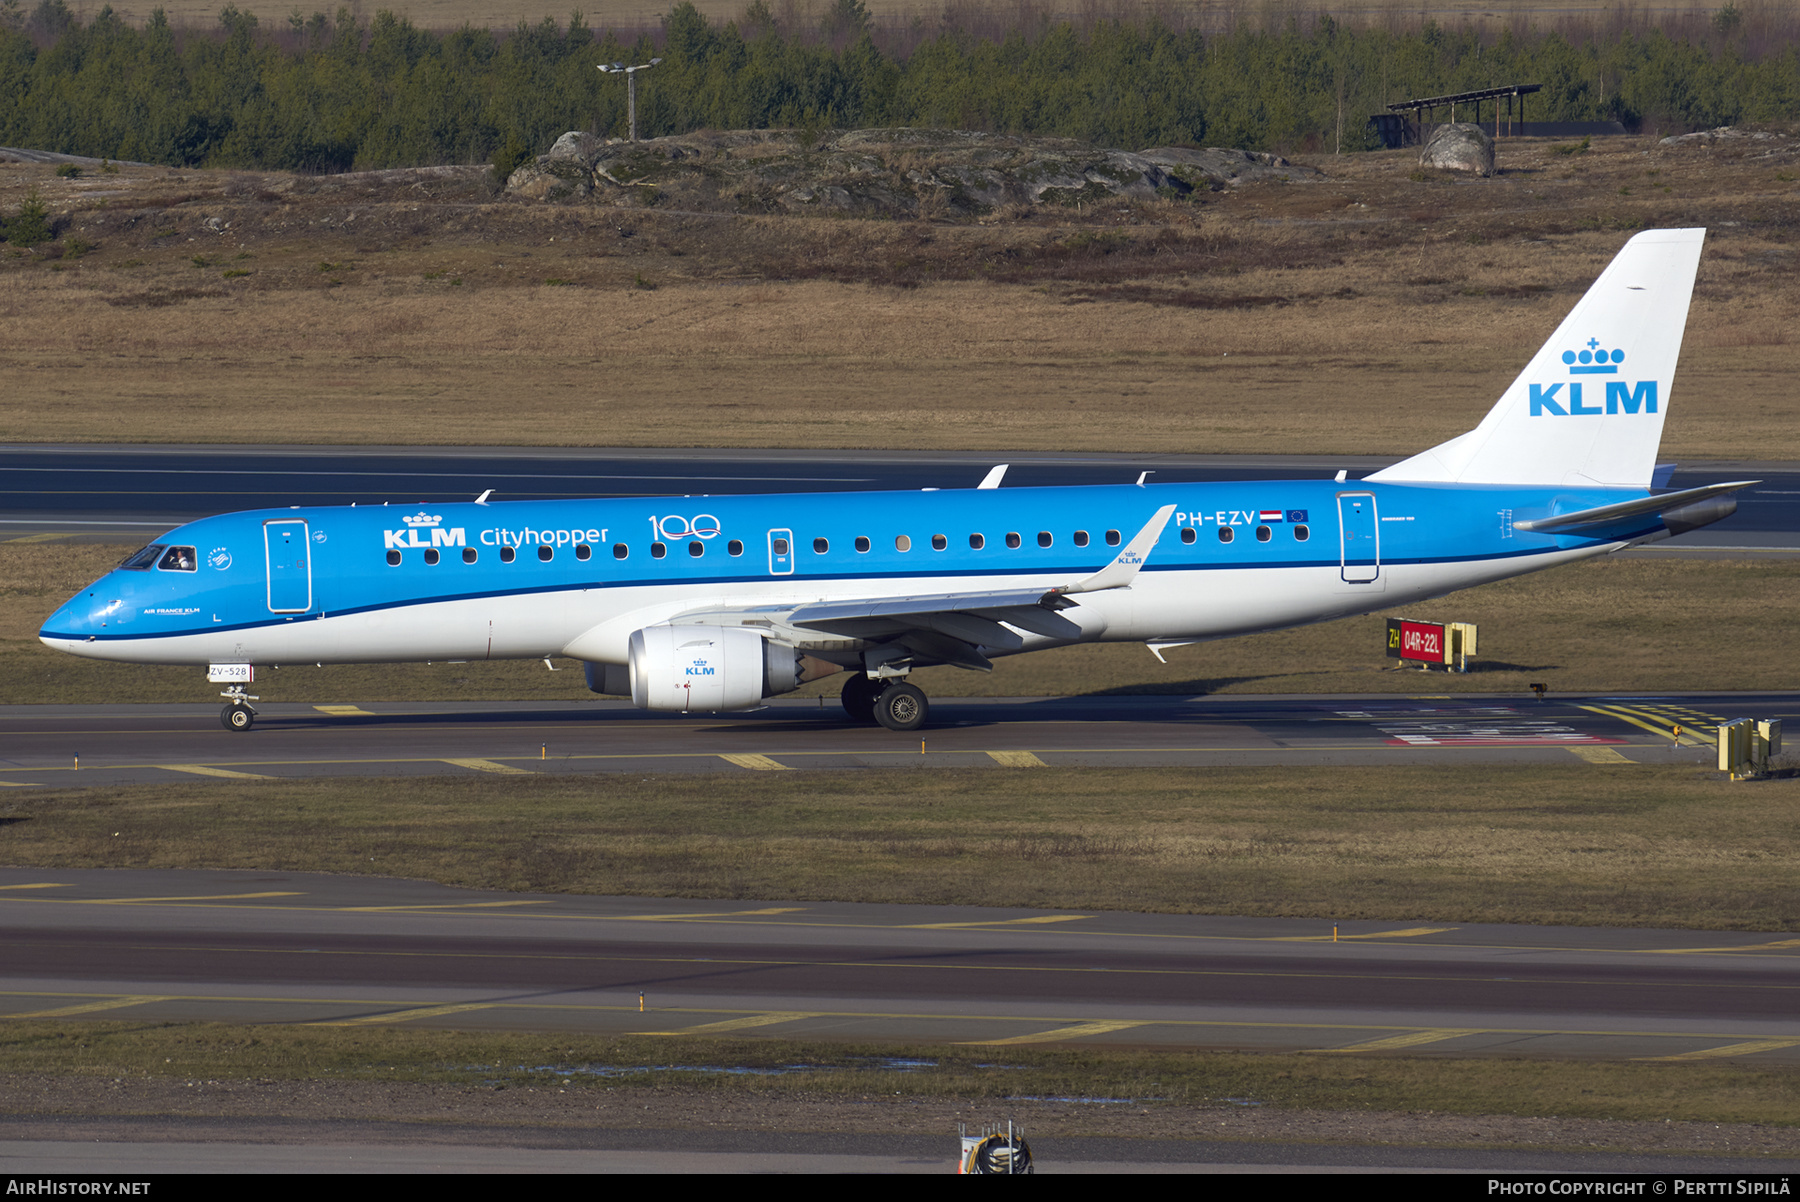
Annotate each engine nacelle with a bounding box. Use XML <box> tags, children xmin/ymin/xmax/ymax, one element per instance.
<box><xmin>622</xmin><ymin>624</ymin><xmax>803</xmax><ymax>712</ymax></box>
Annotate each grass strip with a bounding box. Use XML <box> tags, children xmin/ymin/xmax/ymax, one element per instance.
<box><xmin>3</xmin><ymin>1022</ymin><xmax>1796</xmax><ymax>1130</ymax></box>
<box><xmin>4</xmin><ymin>765</ymin><xmax>1796</xmax><ymax>928</ymax></box>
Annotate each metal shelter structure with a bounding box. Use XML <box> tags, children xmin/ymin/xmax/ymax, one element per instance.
<box><xmin>1379</xmin><ymin>84</ymin><xmax>1543</xmax><ymax>147</ymax></box>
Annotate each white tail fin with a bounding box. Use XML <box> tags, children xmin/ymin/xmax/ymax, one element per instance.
<box><xmin>1368</xmin><ymin>228</ymin><xmax>1705</xmax><ymax>489</ymax></box>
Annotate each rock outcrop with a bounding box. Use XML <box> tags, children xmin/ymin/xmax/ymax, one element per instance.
<box><xmin>1419</xmin><ymin>123</ymin><xmax>1495</xmax><ymax>177</ymax></box>
<box><xmin>504</xmin><ymin>128</ymin><xmax>1321</xmax><ymax>215</ymax></box>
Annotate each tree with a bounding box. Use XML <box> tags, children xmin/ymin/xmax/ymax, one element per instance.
<box><xmin>3</xmin><ymin>186</ymin><xmax>52</xmax><ymax>246</ymax></box>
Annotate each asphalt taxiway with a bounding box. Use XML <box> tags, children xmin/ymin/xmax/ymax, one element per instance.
<box><xmin>2</xmin><ymin>692</ymin><xmax>1790</xmax><ymax>787</ymax></box>
<box><xmin>5</xmin><ymin>444</ymin><xmax>1799</xmax><ymax>553</ymax></box>
<box><xmin>4</xmin><ymin>867</ymin><xmax>1798</xmax><ymax>1066</ymax></box>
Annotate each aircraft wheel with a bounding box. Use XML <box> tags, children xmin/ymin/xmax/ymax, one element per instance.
<box><xmin>222</xmin><ymin>703</ymin><xmax>255</xmax><ymax>732</ymax></box>
<box><xmin>873</xmin><ymin>682</ymin><xmax>929</xmax><ymax>732</ymax></box>
<box><xmin>840</xmin><ymin>674</ymin><xmax>882</xmax><ymax>724</ymax></box>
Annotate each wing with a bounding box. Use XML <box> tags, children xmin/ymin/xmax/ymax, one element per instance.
<box><xmin>677</xmin><ymin>505</ymin><xmax>1178</xmax><ymax>672</ymax></box>
<box><xmin>784</xmin><ymin>504</ymin><xmax>1177</xmax><ymax>669</ymax></box>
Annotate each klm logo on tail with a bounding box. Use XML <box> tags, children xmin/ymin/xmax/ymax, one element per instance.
<box><xmin>1530</xmin><ymin>340</ymin><xmax>1657</xmax><ymax>417</ymax></box>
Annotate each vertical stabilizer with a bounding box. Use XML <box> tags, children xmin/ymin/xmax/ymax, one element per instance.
<box><xmin>1368</xmin><ymin>228</ymin><xmax>1705</xmax><ymax>488</ymax></box>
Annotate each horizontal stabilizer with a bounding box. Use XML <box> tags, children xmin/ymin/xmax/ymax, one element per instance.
<box><xmin>1513</xmin><ymin>480</ymin><xmax>1757</xmax><ymax>532</ymax></box>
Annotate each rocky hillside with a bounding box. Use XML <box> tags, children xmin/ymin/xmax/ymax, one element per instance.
<box><xmin>505</xmin><ymin>127</ymin><xmax>1321</xmax><ymax>217</ymax></box>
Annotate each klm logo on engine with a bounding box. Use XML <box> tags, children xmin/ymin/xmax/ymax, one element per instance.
<box><xmin>685</xmin><ymin>657</ymin><xmax>716</xmax><ymax>678</ymax></box>
<box><xmin>1530</xmin><ymin>339</ymin><xmax>1656</xmax><ymax>417</ymax></box>
<box><xmin>383</xmin><ymin>511</ymin><xmax>467</xmax><ymax>551</ymax></box>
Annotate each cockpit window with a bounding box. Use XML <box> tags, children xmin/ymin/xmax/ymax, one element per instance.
<box><xmin>119</xmin><ymin>545</ymin><xmax>165</xmax><ymax>570</ymax></box>
<box><xmin>157</xmin><ymin>546</ymin><xmax>198</xmax><ymax>572</ymax></box>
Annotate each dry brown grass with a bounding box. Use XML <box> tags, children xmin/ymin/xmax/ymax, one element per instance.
<box><xmin>3</xmin><ymin>132</ymin><xmax>1797</xmax><ymax>454</ymax></box>
<box><xmin>4</xmin><ymin>764</ymin><xmax>1796</xmax><ymax>927</ymax></box>
<box><xmin>5</xmin><ymin>541</ymin><xmax>1798</xmax><ymax>703</ymax></box>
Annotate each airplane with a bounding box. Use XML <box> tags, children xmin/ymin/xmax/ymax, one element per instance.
<box><xmin>40</xmin><ymin>227</ymin><xmax>1754</xmax><ymax>734</ymax></box>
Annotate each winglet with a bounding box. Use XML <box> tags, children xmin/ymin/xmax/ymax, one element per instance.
<box><xmin>1055</xmin><ymin>504</ymin><xmax>1177</xmax><ymax>595</ymax></box>
<box><xmin>977</xmin><ymin>464</ymin><xmax>1008</xmax><ymax>490</ymax></box>
<box><xmin>475</xmin><ymin>489</ymin><xmax>494</xmax><ymax>505</ymax></box>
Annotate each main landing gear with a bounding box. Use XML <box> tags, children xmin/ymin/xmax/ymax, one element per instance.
<box><xmin>220</xmin><ymin>685</ymin><xmax>259</xmax><ymax>732</ymax></box>
<box><xmin>840</xmin><ymin>674</ymin><xmax>929</xmax><ymax>732</ymax></box>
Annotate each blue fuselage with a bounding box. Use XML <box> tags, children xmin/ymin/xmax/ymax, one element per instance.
<box><xmin>42</xmin><ymin>478</ymin><xmax>1659</xmax><ymax>667</ymax></box>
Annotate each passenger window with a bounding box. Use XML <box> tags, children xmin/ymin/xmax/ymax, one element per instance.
<box><xmin>386</xmin><ymin>549</ymin><xmax>402</xmax><ymax>567</ymax></box>
<box><xmin>813</xmin><ymin>537</ymin><xmax>829</xmax><ymax>554</ymax></box>
<box><xmin>728</xmin><ymin>539</ymin><xmax>744</xmax><ymax>556</ymax></box>
<box><xmin>1218</xmin><ymin>527</ymin><xmax>1234</xmax><ymax>544</ymax></box>
<box><xmin>1256</xmin><ymin>525</ymin><xmax>1272</xmax><ymax>542</ymax></box>
<box><xmin>1073</xmin><ymin>531</ymin><xmax>1089</xmax><ymax>548</ymax></box>
<box><xmin>1005</xmin><ymin>532</ymin><xmax>1021</xmax><ymax>549</ymax></box>
<box><xmin>689</xmin><ymin>540</ymin><xmax>705</xmax><ymax>557</ymax></box>
<box><xmin>1105</xmin><ymin>530</ymin><xmax>1121</xmax><ymax>546</ymax></box>
<box><xmin>1294</xmin><ymin>525</ymin><xmax>1310</xmax><ymax>542</ymax></box>
<box><xmin>969</xmin><ymin>533</ymin><xmax>985</xmax><ymax>550</ymax></box>
<box><xmin>1037</xmin><ymin>531</ymin><xmax>1052</xmax><ymax>548</ymax></box>
<box><xmin>1180</xmin><ymin>527</ymin><xmax>1196</xmax><ymax>544</ymax></box>
<box><xmin>575</xmin><ymin>544</ymin><xmax>591</xmax><ymax>561</ymax></box>
<box><xmin>931</xmin><ymin>534</ymin><xmax>947</xmax><ymax>551</ymax></box>
<box><xmin>463</xmin><ymin>547</ymin><xmax>478</xmax><ymax>564</ymax></box>
<box><xmin>157</xmin><ymin>546</ymin><xmax>197</xmax><ymax>572</ymax></box>
<box><xmin>771</xmin><ymin>538</ymin><xmax>788</xmax><ymax>556</ymax></box>
<box><xmin>500</xmin><ymin>546</ymin><xmax>516</xmax><ymax>563</ymax></box>
<box><xmin>895</xmin><ymin>535</ymin><xmax>911</xmax><ymax>552</ymax></box>
<box><xmin>855</xmin><ymin>536</ymin><xmax>871</xmax><ymax>553</ymax></box>
<box><xmin>538</xmin><ymin>545</ymin><xmax>554</xmax><ymax>562</ymax></box>
<box><xmin>119</xmin><ymin>545</ymin><xmax>164</xmax><ymax>570</ymax></box>
<box><xmin>613</xmin><ymin>543</ymin><xmax>629</xmax><ymax>559</ymax></box>
<box><xmin>652</xmin><ymin>542</ymin><xmax>667</xmax><ymax>559</ymax></box>
<box><xmin>424</xmin><ymin>548</ymin><xmax>440</xmax><ymax>565</ymax></box>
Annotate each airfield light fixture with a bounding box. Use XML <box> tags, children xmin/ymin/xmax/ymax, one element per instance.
<box><xmin>597</xmin><ymin>58</ymin><xmax>663</xmax><ymax>142</ymax></box>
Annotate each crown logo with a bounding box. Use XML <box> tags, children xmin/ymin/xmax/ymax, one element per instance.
<box><xmin>402</xmin><ymin>511</ymin><xmax>442</xmax><ymax>527</ymax></box>
<box><xmin>1562</xmin><ymin>338</ymin><xmax>1623</xmax><ymax>375</ymax></box>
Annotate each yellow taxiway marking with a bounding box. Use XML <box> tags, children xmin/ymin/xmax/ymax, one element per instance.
<box><xmin>644</xmin><ymin>1011</ymin><xmax>825</xmax><ymax>1036</ymax></box>
<box><xmin>0</xmin><ymin>781</ymin><xmax>43</xmax><ymax>788</ymax></box>
<box><xmin>314</xmin><ymin>705</ymin><xmax>374</xmax><ymax>716</ymax></box>
<box><xmin>442</xmin><ymin>758</ymin><xmax>533</xmax><ymax>775</ymax></box>
<box><xmin>161</xmin><ymin>764</ymin><xmax>276</xmax><ymax>780</ymax></box>
<box><xmin>316</xmin><ymin>1002</ymin><xmax>500</xmax><ymax>1027</ymax></box>
<box><xmin>1316</xmin><ymin>1028</ymin><xmax>1469</xmax><ymax>1053</ymax></box>
<box><xmin>2</xmin><ymin>533</ymin><xmax>69</xmax><ymax>544</ymax></box>
<box><xmin>7</xmin><ymin>995</ymin><xmax>174</xmax><ymax>1019</ymax></box>
<box><xmin>969</xmin><ymin>1019</ymin><xmax>1148</xmax><ymax>1045</ymax></box>
<box><xmin>1568</xmin><ymin>746</ymin><xmax>1633</xmax><ymax>764</ymax></box>
<box><xmin>1639</xmin><ymin>1038</ymin><xmax>1800</xmax><ymax>1061</ymax></box>
<box><xmin>987</xmin><ymin>750</ymin><xmax>1047</xmax><ymax>767</ymax></box>
<box><xmin>64</xmin><ymin>892</ymin><xmax>304</xmax><ymax>905</ymax></box>
<box><xmin>0</xmin><ymin>883</ymin><xmax>68</xmax><ymax>890</ymax></box>
<box><xmin>1653</xmin><ymin>938</ymin><xmax>1800</xmax><ymax>955</ymax></box>
<box><xmin>1579</xmin><ymin>704</ymin><xmax>1724</xmax><ymax>747</ymax></box>
<box><xmin>908</xmin><ymin>915</ymin><xmax>1091</xmax><ymax>930</ymax></box>
<box><xmin>719</xmin><ymin>753</ymin><xmax>791</xmax><ymax>771</ymax></box>
<box><xmin>1278</xmin><ymin>927</ymin><xmax>1456</xmax><ymax>942</ymax></box>
<box><xmin>342</xmin><ymin>901</ymin><xmax>551</xmax><ymax>913</ymax></box>
<box><xmin>627</xmin><ymin>907</ymin><xmax>806</xmax><ymax>922</ymax></box>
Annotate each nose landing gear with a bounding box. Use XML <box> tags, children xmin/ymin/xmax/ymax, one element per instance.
<box><xmin>220</xmin><ymin>685</ymin><xmax>259</xmax><ymax>732</ymax></box>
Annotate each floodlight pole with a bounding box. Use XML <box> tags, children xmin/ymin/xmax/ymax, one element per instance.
<box><xmin>597</xmin><ymin>58</ymin><xmax>662</xmax><ymax>142</ymax></box>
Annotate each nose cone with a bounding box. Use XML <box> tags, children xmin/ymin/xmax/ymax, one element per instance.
<box><xmin>39</xmin><ymin>582</ymin><xmax>117</xmax><ymax>656</ymax></box>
